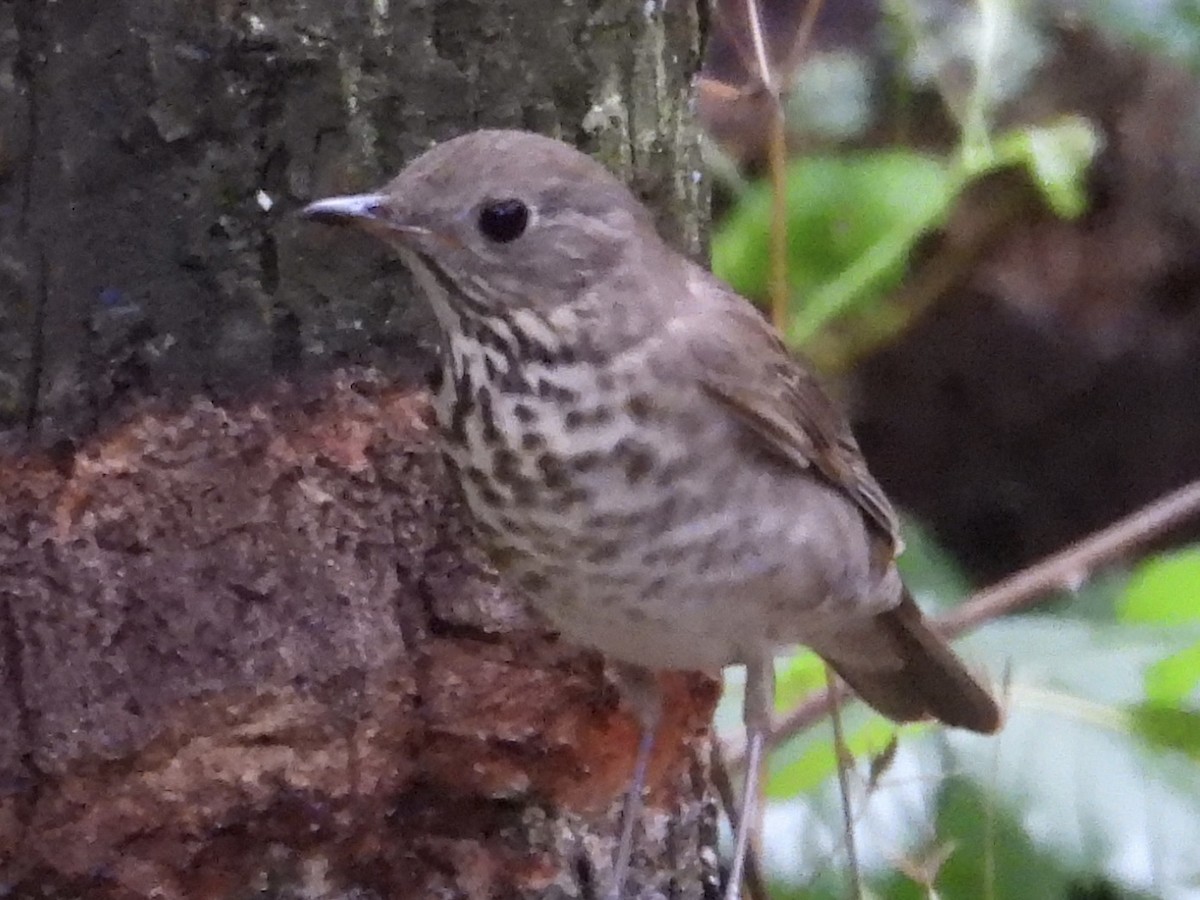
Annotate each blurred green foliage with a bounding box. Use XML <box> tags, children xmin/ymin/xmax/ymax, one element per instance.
<box><xmin>711</xmin><ymin>119</ymin><xmax>1099</xmax><ymax>350</ymax></box>
<box><xmin>713</xmin><ymin>151</ymin><xmax>952</xmax><ymax>345</ymax></box>
<box><xmin>1121</xmin><ymin>548</ymin><xmax>1200</xmax><ymax>708</ymax></box>
<box><xmin>706</xmin><ymin>2</ymin><xmax>1198</xmax><ymax>896</ymax></box>
<box><xmin>733</xmin><ymin>538</ymin><xmax>1200</xmax><ymax>899</ymax></box>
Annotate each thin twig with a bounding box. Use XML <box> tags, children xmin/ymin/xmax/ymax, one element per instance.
<box><xmin>743</xmin><ymin>0</ymin><xmax>777</xmax><ymax>95</ymax></box>
<box><xmin>711</xmin><ymin>741</ymin><xmax>771</xmax><ymax>900</ymax></box>
<box><xmin>937</xmin><ymin>478</ymin><xmax>1200</xmax><ymax>635</ymax></box>
<box><xmin>712</xmin><ymin>0</ymin><xmax>828</xmax><ymax>329</ymax></box>
<box><xmin>762</xmin><ymin>477</ymin><xmax>1200</xmax><ymax>753</ymax></box>
<box><xmin>738</xmin><ymin>0</ymin><xmax>788</xmax><ymax>329</ymax></box>
<box><xmin>764</xmin><ymin>0</ymin><xmax>825</xmax><ymax>330</ymax></box>
<box><xmin>766</xmin><ymin>100</ymin><xmax>789</xmax><ymax>330</ymax></box>
<box><xmin>826</xmin><ymin>668</ymin><xmax>864</xmax><ymax>900</ymax></box>
<box><xmin>786</xmin><ymin>0</ymin><xmax>826</xmax><ymax>80</ymax></box>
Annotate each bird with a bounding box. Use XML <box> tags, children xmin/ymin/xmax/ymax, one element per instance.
<box><xmin>302</xmin><ymin>128</ymin><xmax>1002</xmax><ymax>900</ymax></box>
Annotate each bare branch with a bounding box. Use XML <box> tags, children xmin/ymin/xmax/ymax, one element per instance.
<box><xmin>938</xmin><ymin>477</ymin><xmax>1200</xmax><ymax>635</ymax></box>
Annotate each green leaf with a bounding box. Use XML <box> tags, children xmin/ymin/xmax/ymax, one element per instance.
<box><xmin>919</xmin><ymin>777</ymin><xmax>1075</xmax><ymax>900</ymax></box>
<box><xmin>873</xmin><ymin>777</ymin><xmax>1160</xmax><ymax>900</ymax></box>
<box><xmin>1119</xmin><ymin>545</ymin><xmax>1200</xmax><ymax>625</ymax></box>
<box><xmin>1116</xmin><ymin>547</ymin><xmax>1200</xmax><ymax>703</ymax></box>
<box><xmin>766</xmin><ymin>714</ymin><xmax>915</xmax><ymax>799</ymax></box>
<box><xmin>775</xmin><ymin>648</ymin><xmax>827</xmax><ymax>710</ymax></box>
<box><xmin>947</xmin><ymin>616</ymin><xmax>1200</xmax><ymax>891</ymax></box>
<box><xmin>728</xmin><ymin>592</ymin><xmax>1200</xmax><ymax>895</ymax></box>
<box><xmin>1145</xmin><ymin>641</ymin><xmax>1200</xmax><ymax>704</ymax></box>
<box><xmin>1127</xmin><ymin>703</ymin><xmax>1200</xmax><ymax>761</ymax></box>
<box><xmin>712</xmin><ymin>126</ymin><xmax>1097</xmax><ymax>350</ymax></box>
<box><xmin>712</xmin><ymin>151</ymin><xmax>955</xmax><ymax>343</ymax></box>
<box><xmin>991</xmin><ymin>117</ymin><xmax>1102</xmax><ymax>219</ymax></box>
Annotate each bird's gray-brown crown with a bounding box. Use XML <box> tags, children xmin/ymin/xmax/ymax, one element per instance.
<box><xmin>303</xmin><ymin>130</ymin><xmax>660</xmax><ymax>317</ymax></box>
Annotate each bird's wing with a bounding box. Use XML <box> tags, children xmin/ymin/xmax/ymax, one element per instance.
<box><xmin>686</xmin><ymin>280</ymin><xmax>902</xmax><ymax>557</ymax></box>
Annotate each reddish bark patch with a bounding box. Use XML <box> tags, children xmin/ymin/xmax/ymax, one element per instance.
<box><xmin>0</xmin><ymin>370</ymin><xmax>719</xmax><ymax>897</ymax></box>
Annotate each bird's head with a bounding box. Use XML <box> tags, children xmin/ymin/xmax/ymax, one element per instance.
<box><xmin>303</xmin><ymin>130</ymin><xmax>658</xmax><ymax>318</ymax></box>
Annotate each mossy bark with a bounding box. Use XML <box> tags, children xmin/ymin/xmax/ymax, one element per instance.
<box><xmin>0</xmin><ymin>1</ymin><xmax>717</xmax><ymax>897</ymax></box>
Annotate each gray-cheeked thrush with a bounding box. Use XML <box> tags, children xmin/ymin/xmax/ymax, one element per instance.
<box><xmin>303</xmin><ymin>129</ymin><xmax>1002</xmax><ymax>899</ymax></box>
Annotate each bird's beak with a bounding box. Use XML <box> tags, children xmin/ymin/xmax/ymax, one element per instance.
<box><xmin>302</xmin><ymin>191</ymin><xmax>435</xmax><ymax>247</ymax></box>
<box><xmin>301</xmin><ymin>193</ymin><xmax>391</xmax><ymax>226</ymax></box>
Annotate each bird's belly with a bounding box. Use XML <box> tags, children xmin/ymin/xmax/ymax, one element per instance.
<box><xmin>452</xmin><ymin>458</ymin><xmax>877</xmax><ymax>672</ymax></box>
<box><xmin>529</xmin><ymin>575</ymin><xmax>756</xmax><ymax>671</ymax></box>
<box><xmin>434</xmin><ymin>359</ymin><xmax>891</xmax><ymax>672</ymax></box>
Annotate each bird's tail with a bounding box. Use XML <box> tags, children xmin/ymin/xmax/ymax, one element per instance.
<box><xmin>815</xmin><ymin>590</ymin><xmax>1002</xmax><ymax>734</ymax></box>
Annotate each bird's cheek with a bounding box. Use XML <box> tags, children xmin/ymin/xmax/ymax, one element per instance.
<box><xmin>425</xmin><ymin>227</ymin><xmax>468</xmax><ymax>254</ymax></box>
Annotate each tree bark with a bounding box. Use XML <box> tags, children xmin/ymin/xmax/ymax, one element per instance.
<box><xmin>0</xmin><ymin>1</ymin><xmax>717</xmax><ymax>897</ymax></box>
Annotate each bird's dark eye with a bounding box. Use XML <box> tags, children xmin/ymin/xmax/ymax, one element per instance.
<box><xmin>477</xmin><ymin>198</ymin><xmax>530</xmax><ymax>243</ymax></box>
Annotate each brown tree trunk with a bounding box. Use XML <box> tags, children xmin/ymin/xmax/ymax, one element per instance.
<box><xmin>0</xmin><ymin>1</ymin><xmax>718</xmax><ymax>897</ymax></box>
